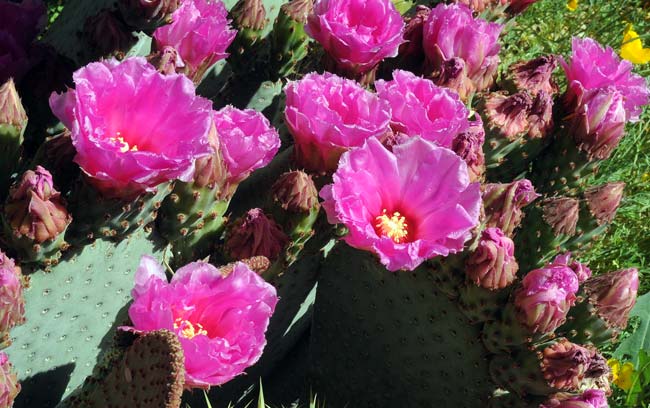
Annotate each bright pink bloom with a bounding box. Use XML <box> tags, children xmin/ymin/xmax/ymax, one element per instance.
<box><xmin>423</xmin><ymin>3</ymin><xmax>503</xmax><ymax>97</ymax></box>
<box><xmin>541</xmin><ymin>389</ymin><xmax>608</xmax><ymax>408</ymax></box>
<box><xmin>514</xmin><ymin>261</ymin><xmax>579</xmax><ymax>334</ymax></box>
<box><xmin>213</xmin><ymin>106</ymin><xmax>281</xmax><ymax>185</ymax></box>
<box><xmin>153</xmin><ymin>0</ymin><xmax>236</xmax><ymax>80</ymax></box>
<box><xmin>284</xmin><ymin>72</ymin><xmax>391</xmax><ymax>172</ymax></box>
<box><xmin>306</xmin><ymin>0</ymin><xmax>404</xmax><ymax>75</ymax></box>
<box><xmin>0</xmin><ymin>352</ymin><xmax>20</xmax><ymax>407</ymax></box>
<box><xmin>375</xmin><ymin>70</ymin><xmax>470</xmax><ymax>148</ymax></box>
<box><xmin>126</xmin><ymin>255</ymin><xmax>278</xmax><ymax>388</ymax></box>
<box><xmin>320</xmin><ymin>137</ymin><xmax>481</xmax><ymax>271</ymax></box>
<box><xmin>0</xmin><ymin>251</ymin><xmax>25</xmax><ymax>344</ymax></box>
<box><xmin>0</xmin><ymin>0</ymin><xmax>46</xmax><ymax>83</ymax></box>
<box><xmin>552</xmin><ymin>253</ymin><xmax>592</xmax><ymax>283</ymax></box>
<box><xmin>561</xmin><ymin>37</ymin><xmax>649</xmax><ymax>121</ymax></box>
<box><xmin>49</xmin><ymin>57</ymin><xmax>213</xmax><ymax>199</ymax></box>
<box><xmin>570</xmin><ymin>86</ymin><xmax>626</xmax><ymax>160</ymax></box>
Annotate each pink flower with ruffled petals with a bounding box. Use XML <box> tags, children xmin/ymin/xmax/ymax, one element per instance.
<box><xmin>125</xmin><ymin>255</ymin><xmax>278</xmax><ymax>388</ymax></box>
<box><xmin>320</xmin><ymin>137</ymin><xmax>481</xmax><ymax>271</ymax></box>
<box><xmin>213</xmin><ymin>106</ymin><xmax>281</xmax><ymax>185</ymax></box>
<box><xmin>49</xmin><ymin>57</ymin><xmax>213</xmax><ymax>199</ymax></box>
<box><xmin>541</xmin><ymin>389</ymin><xmax>608</xmax><ymax>408</ymax></box>
<box><xmin>306</xmin><ymin>0</ymin><xmax>405</xmax><ymax>75</ymax></box>
<box><xmin>561</xmin><ymin>37</ymin><xmax>649</xmax><ymax>121</ymax></box>
<box><xmin>0</xmin><ymin>251</ymin><xmax>25</xmax><ymax>344</ymax></box>
<box><xmin>375</xmin><ymin>70</ymin><xmax>470</xmax><ymax>148</ymax></box>
<box><xmin>0</xmin><ymin>352</ymin><xmax>20</xmax><ymax>407</ymax></box>
<box><xmin>153</xmin><ymin>0</ymin><xmax>236</xmax><ymax>81</ymax></box>
<box><xmin>285</xmin><ymin>72</ymin><xmax>391</xmax><ymax>172</ymax></box>
<box><xmin>514</xmin><ymin>261</ymin><xmax>579</xmax><ymax>334</ymax></box>
<box><xmin>423</xmin><ymin>3</ymin><xmax>503</xmax><ymax>97</ymax></box>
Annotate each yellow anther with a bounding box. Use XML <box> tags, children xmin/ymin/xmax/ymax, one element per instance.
<box><xmin>109</xmin><ymin>132</ymin><xmax>138</xmax><ymax>153</ymax></box>
<box><xmin>375</xmin><ymin>209</ymin><xmax>409</xmax><ymax>243</ymax></box>
<box><xmin>174</xmin><ymin>318</ymin><xmax>208</xmax><ymax>339</ymax></box>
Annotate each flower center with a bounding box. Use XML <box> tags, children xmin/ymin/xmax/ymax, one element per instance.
<box><xmin>375</xmin><ymin>209</ymin><xmax>410</xmax><ymax>243</ymax></box>
<box><xmin>174</xmin><ymin>317</ymin><xmax>208</xmax><ymax>339</ymax></box>
<box><xmin>109</xmin><ymin>132</ymin><xmax>138</xmax><ymax>153</ymax></box>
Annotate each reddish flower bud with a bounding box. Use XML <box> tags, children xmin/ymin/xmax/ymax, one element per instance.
<box><xmin>583</xmin><ymin>268</ymin><xmax>639</xmax><ymax>329</ymax></box>
<box><xmin>542</xmin><ymin>197</ymin><xmax>580</xmax><ymax>236</ymax></box>
<box><xmin>509</xmin><ymin>55</ymin><xmax>558</xmax><ymax>96</ymax></box>
<box><xmin>271</xmin><ymin>171</ymin><xmax>319</xmax><ymax>213</ymax></box>
<box><xmin>466</xmin><ymin>227</ymin><xmax>518</xmax><ymax>290</ymax></box>
<box><xmin>527</xmin><ymin>90</ymin><xmax>554</xmax><ymax>138</ymax></box>
<box><xmin>225</xmin><ymin>209</ymin><xmax>289</xmax><ymax>261</ymax></box>
<box><xmin>452</xmin><ymin>117</ymin><xmax>485</xmax><ymax>183</ymax></box>
<box><xmin>541</xmin><ymin>339</ymin><xmax>602</xmax><ymax>391</ymax></box>
<box><xmin>483</xmin><ymin>179</ymin><xmax>539</xmax><ymax>236</ymax></box>
<box><xmin>484</xmin><ymin>92</ymin><xmax>533</xmax><ymax>140</ymax></box>
<box><xmin>584</xmin><ymin>182</ymin><xmax>625</xmax><ymax>225</ymax></box>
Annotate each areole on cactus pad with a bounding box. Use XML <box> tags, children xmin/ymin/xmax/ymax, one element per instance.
<box><xmin>0</xmin><ymin>0</ymin><xmax>647</xmax><ymax>407</ymax></box>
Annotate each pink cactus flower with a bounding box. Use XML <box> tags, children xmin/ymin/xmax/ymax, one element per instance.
<box><xmin>49</xmin><ymin>57</ymin><xmax>213</xmax><ymax>199</ymax></box>
<box><xmin>514</xmin><ymin>261</ymin><xmax>579</xmax><ymax>335</ymax></box>
<box><xmin>153</xmin><ymin>0</ymin><xmax>236</xmax><ymax>81</ymax></box>
<box><xmin>305</xmin><ymin>0</ymin><xmax>405</xmax><ymax>76</ymax></box>
<box><xmin>125</xmin><ymin>255</ymin><xmax>278</xmax><ymax>388</ymax></box>
<box><xmin>0</xmin><ymin>251</ymin><xmax>25</xmax><ymax>345</ymax></box>
<box><xmin>570</xmin><ymin>86</ymin><xmax>626</xmax><ymax>160</ymax></box>
<box><xmin>320</xmin><ymin>136</ymin><xmax>481</xmax><ymax>271</ymax></box>
<box><xmin>561</xmin><ymin>37</ymin><xmax>649</xmax><ymax>121</ymax></box>
<box><xmin>0</xmin><ymin>352</ymin><xmax>20</xmax><ymax>407</ymax></box>
<box><xmin>541</xmin><ymin>389</ymin><xmax>609</xmax><ymax>408</ymax></box>
<box><xmin>284</xmin><ymin>72</ymin><xmax>391</xmax><ymax>172</ymax></box>
<box><xmin>213</xmin><ymin>106</ymin><xmax>281</xmax><ymax>185</ymax></box>
<box><xmin>552</xmin><ymin>253</ymin><xmax>592</xmax><ymax>283</ymax></box>
<box><xmin>423</xmin><ymin>3</ymin><xmax>503</xmax><ymax>98</ymax></box>
<box><xmin>375</xmin><ymin>70</ymin><xmax>470</xmax><ymax>148</ymax></box>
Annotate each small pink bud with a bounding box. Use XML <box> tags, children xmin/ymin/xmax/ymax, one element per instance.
<box><xmin>466</xmin><ymin>228</ymin><xmax>518</xmax><ymax>290</ymax></box>
<box><xmin>0</xmin><ymin>251</ymin><xmax>25</xmax><ymax>345</ymax></box>
<box><xmin>584</xmin><ymin>182</ymin><xmax>625</xmax><ymax>225</ymax></box>
<box><xmin>271</xmin><ymin>171</ymin><xmax>319</xmax><ymax>213</ymax></box>
<box><xmin>584</xmin><ymin>268</ymin><xmax>639</xmax><ymax>329</ymax></box>
<box><xmin>225</xmin><ymin>209</ymin><xmax>289</xmax><ymax>261</ymax></box>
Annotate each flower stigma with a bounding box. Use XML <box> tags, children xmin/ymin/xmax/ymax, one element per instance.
<box><xmin>375</xmin><ymin>209</ymin><xmax>410</xmax><ymax>243</ymax></box>
<box><xmin>110</xmin><ymin>132</ymin><xmax>138</xmax><ymax>153</ymax></box>
<box><xmin>174</xmin><ymin>317</ymin><xmax>208</xmax><ymax>339</ymax></box>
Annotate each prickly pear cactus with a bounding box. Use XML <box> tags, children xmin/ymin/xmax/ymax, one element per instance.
<box><xmin>1</xmin><ymin>0</ymin><xmax>646</xmax><ymax>407</ymax></box>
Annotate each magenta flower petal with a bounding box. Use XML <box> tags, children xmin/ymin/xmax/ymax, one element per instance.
<box><xmin>127</xmin><ymin>257</ymin><xmax>278</xmax><ymax>388</ymax></box>
<box><xmin>561</xmin><ymin>37</ymin><xmax>649</xmax><ymax>121</ymax></box>
<box><xmin>49</xmin><ymin>57</ymin><xmax>213</xmax><ymax>198</ymax></box>
<box><xmin>306</xmin><ymin>0</ymin><xmax>405</xmax><ymax>74</ymax></box>
<box><xmin>213</xmin><ymin>106</ymin><xmax>281</xmax><ymax>184</ymax></box>
<box><xmin>321</xmin><ymin>136</ymin><xmax>481</xmax><ymax>271</ymax></box>
<box><xmin>153</xmin><ymin>0</ymin><xmax>236</xmax><ymax>79</ymax></box>
<box><xmin>375</xmin><ymin>70</ymin><xmax>470</xmax><ymax>148</ymax></box>
<box><xmin>285</xmin><ymin>72</ymin><xmax>391</xmax><ymax>171</ymax></box>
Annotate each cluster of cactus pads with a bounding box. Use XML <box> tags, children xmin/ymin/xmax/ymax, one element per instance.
<box><xmin>0</xmin><ymin>0</ymin><xmax>646</xmax><ymax>407</ymax></box>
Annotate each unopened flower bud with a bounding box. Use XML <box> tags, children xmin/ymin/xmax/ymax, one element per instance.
<box><xmin>584</xmin><ymin>182</ymin><xmax>625</xmax><ymax>225</ymax></box>
<box><xmin>484</xmin><ymin>92</ymin><xmax>533</xmax><ymax>140</ymax></box>
<box><xmin>542</xmin><ymin>197</ymin><xmax>580</xmax><ymax>236</ymax></box>
<box><xmin>232</xmin><ymin>0</ymin><xmax>267</xmax><ymax>31</ymax></box>
<box><xmin>483</xmin><ymin>179</ymin><xmax>539</xmax><ymax>236</ymax></box>
<box><xmin>583</xmin><ymin>268</ymin><xmax>639</xmax><ymax>329</ymax></box>
<box><xmin>527</xmin><ymin>90</ymin><xmax>554</xmax><ymax>138</ymax></box>
<box><xmin>0</xmin><ymin>79</ymin><xmax>27</xmax><ymax>131</ymax></box>
<box><xmin>466</xmin><ymin>228</ymin><xmax>518</xmax><ymax>290</ymax></box>
<box><xmin>0</xmin><ymin>251</ymin><xmax>25</xmax><ymax>346</ymax></box>
<box><xmin>225</xmin><ymin>208</ymin><xmax>289</xmax><ymax>261</ymax></box>
<box><xmin>541</xmin><ymin>339</ymin><xmax>595</xmax><ymax>391</ymax></box>
<box><xmin>0</xmin><ymin>352</ymin><xmax>20</xmax><ymax>407</ymax></box>
<box><xmin>271</xmin><ymin>171</ymin><xmax>319</xmax><ymax>213</ymax></box>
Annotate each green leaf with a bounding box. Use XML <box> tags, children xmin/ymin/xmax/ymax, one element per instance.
<box><xmin>614</xmin><ymin>292</ymin><xmax>650</xmax><ymax>365</ymax></box>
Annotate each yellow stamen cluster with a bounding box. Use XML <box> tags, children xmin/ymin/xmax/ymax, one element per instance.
<box><xmin>174</xmin><ymin>317</ymin><xmax>208</xmax><ymax>339</ymax></box>
<box><xmin>375</xmin><ymin>209</ymin><xmax>409</xmax><ymax>243</ymax></box>
<box><xmin>109</xmin><ymin>132</ymin><xmax>138</xmax><ymax>153</ymax></box>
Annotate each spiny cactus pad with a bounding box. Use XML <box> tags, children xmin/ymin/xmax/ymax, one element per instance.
<box><xmin>64</xmin><ymin>330</ymin><xmax>185</xmax><ymax>408</ymax></box>
<box><xmin>309</xmin><ymin>243</ymin><xmax>494</xmax><ymax>407</ymax></box>
<box><xmin>6</xmin><ymin>230</ymin><xmax>164</xmax><ymax>407</ymax></box>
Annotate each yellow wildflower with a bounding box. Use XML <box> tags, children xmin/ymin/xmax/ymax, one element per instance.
<box><xmin>620</xmin><ymin>24</ymin><xmax>650</xmax><ymax>64</ymax></box>
<box><xmin>607</xmin><ymin>358</ymin><xmax>636</xmax><ymax>391</ymax></box>
<box><xmin>566</xmin><ymin>0</ymin><xmax>578</xmax><ymax>11</ymax></box>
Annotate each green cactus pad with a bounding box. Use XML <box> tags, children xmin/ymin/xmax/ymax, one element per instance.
<box><xmin>309</xmin><ymin>243</ymin><xmax>495</xmax><ymax>407</ymax></box>
<box><xmin>6</xmin><ymin>230</ymin><xmax>165</xmax><ymax>408</ymax></box>
<box><xmin>64</xmin><ymin>330</ymin><xmax>185</xmax><ymax>408</ymax></box>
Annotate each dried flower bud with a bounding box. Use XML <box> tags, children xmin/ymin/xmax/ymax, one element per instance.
<box><xmin>272</xmin><ymin>171</ymin><xmax>319</xmax><ymax>213</ymax></box>
<box><xmin>541</xmin><ymin>339</ymin><xmax>595</xmax><ymax>391</ymax></box>
<box><xmin>84</xmin><ymin>10</ymin><xmax>135</xmax><ymax>56</ymax></box>
<box><xmin>0</xmin><ymin>251</ymin><xmax>25</xmax><ymax>346</ymax></box>
<box><xmin>225</xmin><ymin>208</ymin><xmax>289</xmax><ymax>261</ymax></box>
<box><xmin>119</xmin><ymin>0</ymin><xmax>180</xmax><ymax>29</ymax></box>
<box><xmin>542</xmin><ymin>197</ymin><xmax>580</xmax><ymax>236</ymax></box>
<box><xmin>484</xmin><ymin>92</ymin><xmax>533</xmax><ymax>140</ymax></box>
<box><xmin>483</xmin><ymin>179</ymin><xmax>539</xmax><ymax>236</ymax></box>
<box><xmin>509</xmin><ymin>54</ymin><xmax>558</xmax><ymax>95</ymax></box>
<box><xmin>583</xmin><ymin>268</ymin><xmax>639</xmax><ymax>329</ymax></box>
<box><xmin>584</xmin><ymin>182</ymin><xmax>625</xmax><ymax>225</ymax></box>
<box><xmin>527</xmin><ymin>90</ymin><xmax>554</xmax><ymax>138</ymax></box>
<box><xmin>452</xmin><ymin>117</ymin><xmax>485</xmax><ymax>183</ymax></box>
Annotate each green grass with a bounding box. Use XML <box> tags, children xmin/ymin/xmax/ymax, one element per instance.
<box><xmin>502</xmin><ymin>0</ymin><xmax>650</xmax><ymax>295</ymax></box>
